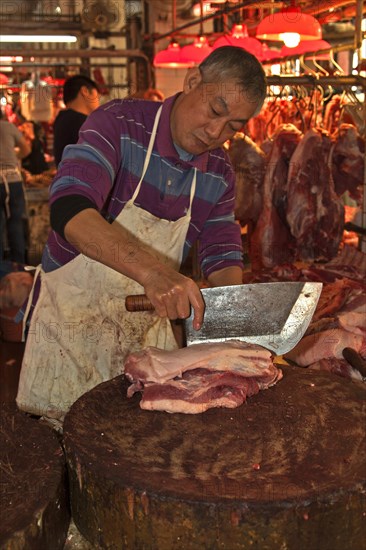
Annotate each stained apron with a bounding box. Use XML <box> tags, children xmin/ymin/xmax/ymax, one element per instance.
<box><xmin>17</xmin><ymin>105</ymin><xmax>197</xmax><ymax>419</ymax></box>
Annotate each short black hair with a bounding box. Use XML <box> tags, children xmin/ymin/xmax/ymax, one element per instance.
<box><xmin>63</xmin><ymin>75</ymin><xmax>99</xmax><ymax>104</ymax></box>
<box><xmin>199</xmin><ymin>46</ymin><xmax>267</xmax><ymax>115</ymax></box>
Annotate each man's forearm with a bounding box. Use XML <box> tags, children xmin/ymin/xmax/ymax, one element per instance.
<box><xmin>207</xmin><ymin>266</ymin><xmax>243</xmax><ymax>287</ymax></box>
<box><xmin>64</xmin><ymin>208</ymin><xmax>206</xmax><ymax>328</ymax></box>
<box><xmin>64</xmin><ymin>208</ymin><xmax>161</xmax><ymax>286</ymax></box>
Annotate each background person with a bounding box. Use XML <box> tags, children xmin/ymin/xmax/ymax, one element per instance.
<box><xmin>0</xmin><ymin>110</ymin><xmax>31</xmax><ymax>264</ymax></box>
<box><xmin>17</xmin><ymin>46</ymin><xmax>267</xmax><ymax>420</ymax></box>
<box><xmin>20</xmin><ymin>120</ymin><xmax>48</xmax><ymax>175</ymax></box>
<box><xmin>53</xmin><ymin>74</ymin><xmax>100</xmax><ymax>167</ymax></box>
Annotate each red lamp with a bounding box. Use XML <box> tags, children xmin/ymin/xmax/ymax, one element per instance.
<box><xmin>260</xmin><ymin>44</ymin><xmax>281</xmax><ymax>62</ymax></box>
<box><xmin>256</xmin><ymin>4</ymin><xmax>322</xmax><ymax>48</ymax></box>
<box><xmin>213</xmin><ymin>24</ymin><xmax>264</xmax><ymax>59</ymax></box>
<box><xmin>153</xmin><ymin>41</ymin><xmax>193</xmax><ymax>69</ymax></box>
<box><xmin>180</xmin><ymin>36</ymin><xmax>213</xmax><ymax>65</ymax></box>
<box><xmin>280</xmin><ymin>39</ymin><xmax>331</xmax><ymax>60</ymax></box>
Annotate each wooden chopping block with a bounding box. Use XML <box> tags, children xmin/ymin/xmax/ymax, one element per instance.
<box><xmin>0</xmin><ymin>404</ymin><xmax>70</xmax><ymax>549</ymax></box>
<box><xmin>63</xmin><ymin>367</ymin><xmax>366</xmax><ymax>550</ymax></box>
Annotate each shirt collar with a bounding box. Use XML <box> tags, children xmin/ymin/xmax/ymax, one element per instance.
<box><xmin>156</xmin><ymin>92</ymin><xmax>209</xmax><ymax>172</ymax></box>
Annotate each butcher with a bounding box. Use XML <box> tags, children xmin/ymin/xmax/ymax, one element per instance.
<box><xmin>16</xmin><ymin>46</ymin><xmax>267</xmax><ymax>420</ymax></box>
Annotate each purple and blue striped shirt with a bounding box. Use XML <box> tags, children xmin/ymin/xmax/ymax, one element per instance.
<box><xmin>43</xmin><ymin>94</ymin><xmax>243</xmax><ymax>277</ymax></box>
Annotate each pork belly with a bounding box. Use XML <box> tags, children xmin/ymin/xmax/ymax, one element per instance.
<box><xmin>125</xmin><ymin>341</ymin><xmax>282</xmax><ymax>414</ymax></box>
<box><xmin>124</xmin><ymin>340</ymin><xmax>273</xmax><ymax>385</ymax></box>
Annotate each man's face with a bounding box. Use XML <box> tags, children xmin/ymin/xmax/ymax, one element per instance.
<box><xmin>170</xmin><ymin>68</ymin><xmax>260</xmax><ymax>155</ymax></box>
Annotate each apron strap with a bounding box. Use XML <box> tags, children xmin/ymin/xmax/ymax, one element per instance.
<box><xmin>1</xmin><ymin>168</ymin><xmax>22</xmax><ymax>218</ymax></box>
<box><xmin>186</xmin><ymin>168</ymin><xmax>197</xmax><ymax>217</ymax></box>
<box><xmin>130</xmin><ymin>105</ymin><xmax>163</xmax><ymax>203</ymax></box>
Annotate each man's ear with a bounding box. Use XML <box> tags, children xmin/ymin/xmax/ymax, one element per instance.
<box><xmin>79</xmin><ymin>85</ymin><xmax>89</xmax><ymax>99</ymax></box>
<box><xmin>182</xmin><ymin>67</ymin><xmax>202</xmax><ymax>94</ymax></box>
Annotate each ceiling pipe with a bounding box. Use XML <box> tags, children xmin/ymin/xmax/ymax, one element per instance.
<box><xmin>152</xmin><ymin>0</ymin><xmax>357</xmax><ymax>42</ymax></box>
<box><xmin>354</xmin><ymin>0</ymin><xmax>363</xmax><ymax>52</ymax></box>
<box><xmin>153</xmin><ymin>0</ymin><xmax>259</xmax><ymax>41</ymax></box>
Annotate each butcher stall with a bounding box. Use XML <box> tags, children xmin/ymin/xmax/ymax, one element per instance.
<box><xmin>62</xmin><ymin>78</ymin><xmax>366</xmax><ymax>547</ymax></box>
<box><xmin>1</xmin><ymin>0</ymin><xmax>366</xmax><ymax>548</ymax></box>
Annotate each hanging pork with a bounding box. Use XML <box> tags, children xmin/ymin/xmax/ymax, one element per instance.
<box><xmin>227</xmin><ymin>134</ymin><xmax>266</xmax><ymax>228</ymax></box>
<box><xmin>286</xmin><ymin>127</ymin><xmax>344</xmax><ymax>262</ymax></box>
<box><xmin>249</xmin><ymin>123</ymin><xmax>302</xmax><ymax>270</ymax></box>
<box><xmin>331</xmin><ymin>123</ymin><xmax>364</xmax><ymax>203</ymax></box>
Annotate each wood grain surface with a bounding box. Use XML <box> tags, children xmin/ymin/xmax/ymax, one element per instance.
<box><xmin>0</xmin><ymin>404</ymin><xmax>70</xmax><ymax>549</ymax></box>
<box><xmin>63</xmin><ymin>366</ymin><xmax>366</xmax><ymax>550</ymax></box>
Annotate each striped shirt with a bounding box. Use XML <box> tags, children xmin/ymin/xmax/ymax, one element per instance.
<box><xmin>43</xmin><ymin>94</ymin><xmax>243</xmax><ymax>278</ymax></box>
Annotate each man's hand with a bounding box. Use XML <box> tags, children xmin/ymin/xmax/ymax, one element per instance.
<box><xmin>141</xmin><ymin>265</ymin><xmax>205</xmax><ymax>330</ymax></box>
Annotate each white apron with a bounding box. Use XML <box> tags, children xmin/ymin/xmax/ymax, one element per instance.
<box><xmin>17</xmin><ymin>105</ymin><xmax>197</xmax><ymax>419</ymax></box>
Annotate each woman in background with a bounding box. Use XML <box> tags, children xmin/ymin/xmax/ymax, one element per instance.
<box><xmin>0</xmin><ymin>110</ymin><xmax>31</xmax><ymax>264</ymax></box>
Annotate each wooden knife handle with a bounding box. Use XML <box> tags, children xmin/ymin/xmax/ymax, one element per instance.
<box><xmin>125</xmin><ymin>294</ymin><xmax>154</xmax><ymax>312</ymax></box>
<box><xmin>342</xmin><ymin>347</ymin><xmax>366</xmax><ymax>378</ymax></box>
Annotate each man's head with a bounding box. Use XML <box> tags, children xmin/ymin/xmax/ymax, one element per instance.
<box><xmin>63</xmin><ymin>74</ymin><xmax>100</xmax><ymax>115</ymax></box>
<box><xmin>170</xmin><ymin>46</ymin><xmax>267</xmax><ymax>155</ymax></box>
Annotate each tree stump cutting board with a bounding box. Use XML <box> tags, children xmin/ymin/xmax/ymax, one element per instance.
<box><xmin>63</xmin><ymin>367</ymin><xmax>366</xmax><ymax>550</ymax></box>
<box><xmin>0</xmin><ymin>404</ymin><xmax>70</xmax><ymax>549</ymax></box>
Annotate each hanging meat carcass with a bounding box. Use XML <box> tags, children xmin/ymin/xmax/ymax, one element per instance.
<box><xmin>227</xmin><ymin>134</ymin><xmax>266</xmax><ymax>227</ymax></box>
<box><xmin>331</xmin><ymin>123</ymin><xmax>365</xmax><ymax>203</ymax></box>
<box><xmin>286</xmin><ymin>127</ymin><xmax>344</xmax><ymax>262</ymax></box>
<box><xmin>249</xmin><ymin>124</ymin><xmax>302</xmax><ymax>270</ymax></box>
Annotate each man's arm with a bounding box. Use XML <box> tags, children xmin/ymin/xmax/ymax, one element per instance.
<box><xmin>64</xmin><ymin>209</ymin><xmax>205</xmax><ymax>329</ymax></box>
<box><xmin>207</xmin><ymin>266</ymin><xmax>243</xmax><ymax>287</ymax></box>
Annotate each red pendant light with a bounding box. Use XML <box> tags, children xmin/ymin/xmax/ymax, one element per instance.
<box><xmin>256</xmin><ymin>3</ymin><xmax>322</xmax><ymax>48</ymax></box>
<box><xmin>280</xmin><ymin>39</ymin><xmax>331</xmax><ymax>60</ymax></box>
<box><xmin>213</xmin><ymin>24</ymin><xmax>264</xmax><ymax>59</ymax></box>
<box><xmin>180</xmin><ymin>35</ymin><xmax>213</xmax><ymax>65</ymax></box>
<box><xmin>260</xmin><ymin>44</ymin><xmax>281</xmax><ymax>62</ymax></box>
<box><xmin>153</xmin><ymin>41</ymin><xmax>193</xmax><ymax>69</ymax></box>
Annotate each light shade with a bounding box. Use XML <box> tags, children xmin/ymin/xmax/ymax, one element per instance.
<box><xmin>280</xmin><ymin>40</ymin><xmax>331</xmax><ymax>60</ymax></box>
<box><xmin>213</xmin><ymin>24</ymin><xmax>264</xmax><ymax>59</ymax></box>
<box><xmin>256</xmin><ymin>6</ymin><xmax>322</xmax><ymax>43</ymax></box>
<box><xmin>153</xmin><ymin>42</ymin><xmax>193</xmax><ymax>69</ymax></box>
<box><xmin>260</xmin><ymin>44</ymin><xmax>281</xmax><ymax>61</ymax></box>
<box><xmin>180</xmin><ymin>36</ymin><xmax>213</xmax><ymax>65</ymax></box>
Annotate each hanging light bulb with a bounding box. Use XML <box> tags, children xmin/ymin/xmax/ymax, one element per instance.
<box><xmin>213</xmin><ymin>24</ymin><xmax>264</xmax><ymax>58</ymax></box>
<box><xmin>281</xmin><ymin>33</ymin><xmax>301</xmax><ymax>48</ymax></box>
<box><xmin>180</xmin><ymin>36</ymin><xmax>213</xmax><ymax>65</ymax></box>
<box><xmin>256</xmin><ymin>3</ymin><xmax>322</xmax><ymax>44</ymax></box>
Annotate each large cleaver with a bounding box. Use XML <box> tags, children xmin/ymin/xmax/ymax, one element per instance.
<box><xmin>125</xmin><ymin>282</ymin><xmax>322</xmax><ymax>355</ymax></box>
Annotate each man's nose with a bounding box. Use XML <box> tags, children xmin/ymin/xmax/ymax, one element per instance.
<box><xmin>205</xmin><ymin>119</ymin><xmax>225</xmax><ymax>140</ymax></box>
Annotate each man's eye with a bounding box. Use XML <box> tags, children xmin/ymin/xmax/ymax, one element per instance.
<box><xmin>229</xmin><ymin>124</ymin><xmax>243</xmax><ymax>132</ymax></box>
<box><xmin>211</xmin><ymin>107</ymin><xmax>220</xmax><ymax>116</ymax></box>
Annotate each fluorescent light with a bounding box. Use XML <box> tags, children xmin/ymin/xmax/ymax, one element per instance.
<box><xmin>0</xmin><ymin>35</ymin><xmax>77</xmax><ymax>43</ymax></box>
<box><xmin>0</xmin><ymin>56</ymin><xmax>23</xmax><ymax>62</ymax></box>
